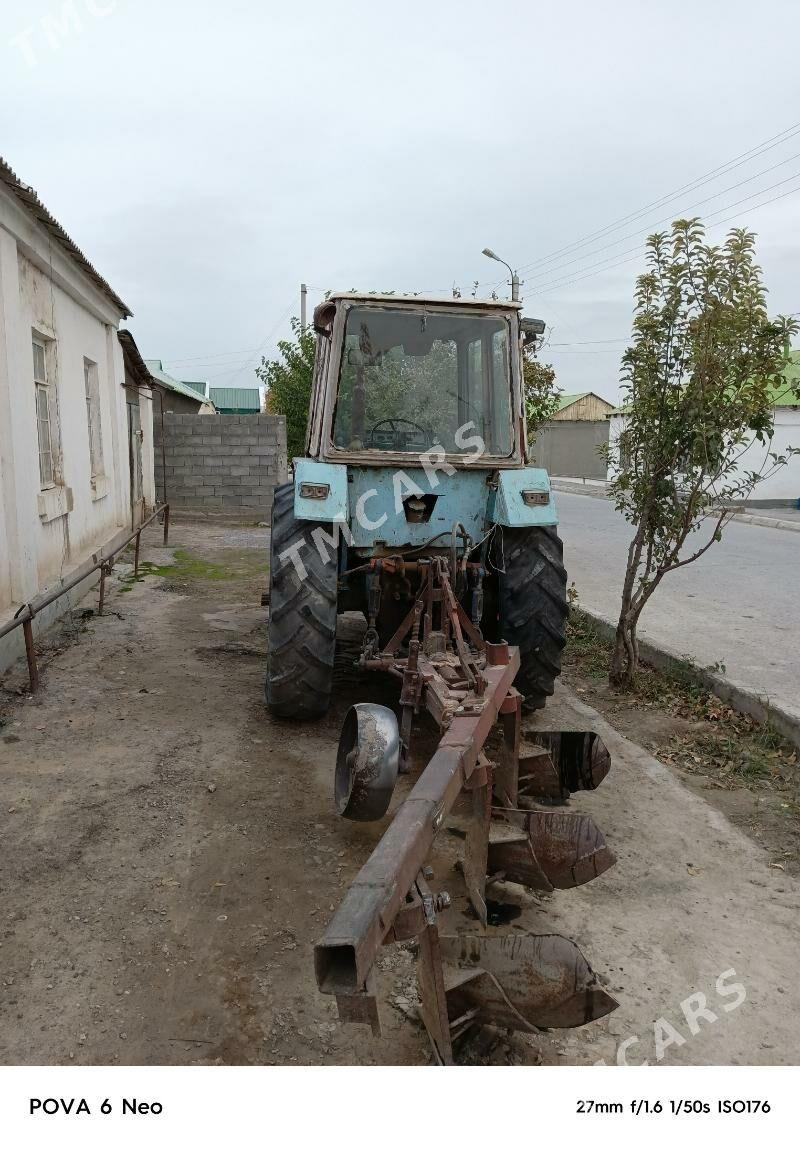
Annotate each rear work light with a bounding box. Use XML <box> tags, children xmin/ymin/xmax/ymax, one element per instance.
<box><xmin>522</xmin><ymin>490</ymin><xmax>550</xmax><ymax>506</ymax></box>
<box><xmin>299</xmin><ymin>482</ymin><xmax>330</xmax><ymax>500</ymax></box>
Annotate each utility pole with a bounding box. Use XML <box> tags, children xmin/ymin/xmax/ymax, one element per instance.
<box><xmin>300</xmin><ymin>282</ymin><xmax>308</xmax><ymax>332</ymax></box>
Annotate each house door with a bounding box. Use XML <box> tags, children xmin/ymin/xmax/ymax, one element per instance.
<box><xmin>128</xmin><ymin>399</ymin><xmax>144</xmax><ymax>527</ymax></box>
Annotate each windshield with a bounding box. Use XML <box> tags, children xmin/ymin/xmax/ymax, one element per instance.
<box><xmin>332</xmin><ymin>306</ymin><xmax>514</xmax><ymax>456</ymax></box>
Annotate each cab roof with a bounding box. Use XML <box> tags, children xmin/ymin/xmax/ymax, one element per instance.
<box><xmin>325</xmin><ymin>291</ymin><xmax>523</xmax><ymax>310</ymax></box>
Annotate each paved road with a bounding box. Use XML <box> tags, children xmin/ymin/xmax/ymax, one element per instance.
<box><xmin>556</xmin><ymin>491</ymin><xmax>798</xmax><ymax>720</ymax></box>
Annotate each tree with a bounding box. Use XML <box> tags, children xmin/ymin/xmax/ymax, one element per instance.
<box><xmin>256</xmin><ymin>318</ymin><xmax>315</xmax><ymax>460</ymax></box>
<box><xmin>522</xmin><ymin>352</ymin><xmax>559</xmax><ymax>439</ymax></box>
<box><xmin>605</xmin><ymin>218</ymin><xmax>799</xmax><ymax>688</ymax></box>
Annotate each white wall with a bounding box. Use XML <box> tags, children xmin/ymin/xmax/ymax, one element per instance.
<box><xmin>605</xmin><ymin>413</ymin><xmax>625</xmax><ymax>483</ymax></box>
<box><xmin>0</xmin><ymin>182</ymin><xmax>150</xmax><ymax>665</ymax></box>
<box><xmin>730</xmin><ymin>408</ymin><xmax>800</xmax><ymax>503</ymax></box>
<box><xmin>605</xmin><ymin>409</ymin><xmax>800</xmax><ymax>504</ymax></box>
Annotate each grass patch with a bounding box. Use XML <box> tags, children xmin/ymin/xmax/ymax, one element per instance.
<box><xmin>117</xmin><ymin>548</ymin><xmax>268</xmax><ymax>588</ymax></box>
<box><xmin>148</xmin><ymin>549</ymin><xmax>231</xmax><ymax>581</ymax></box>
<box><xmin>564</xmin><ymin>608</ymin><xmax>798</xmax><ymax>794</ymax></box>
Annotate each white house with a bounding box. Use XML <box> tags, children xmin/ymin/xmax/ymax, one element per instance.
<box><xmin>606</xmin><ymin>369</ymin><xmax>800</xmax><ymax>506</ymax></box>
<box><xmin>0</xmin><ymin>155</ymin><xmax>155</xmax><ymax>673</ymax></box>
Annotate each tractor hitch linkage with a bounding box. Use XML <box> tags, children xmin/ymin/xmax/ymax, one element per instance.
<box><xmin>315</xmin><ymin>554</ymin><xmax>617</xmax><ymax>1063</ymax></box>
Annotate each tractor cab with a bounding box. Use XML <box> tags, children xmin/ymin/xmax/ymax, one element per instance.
<box><xmin>306</xmin><ymin>293</ymin><xmax>532</xmax><ymax>467</ymax></box>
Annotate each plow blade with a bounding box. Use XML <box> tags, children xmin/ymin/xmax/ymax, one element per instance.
<box><xmin>488</xmin><ymin>809</ymin><xmax>616</xmax><ymax>891</ymax></box>
<box><xmin>517</xmin><ymin>745</ymin><xmax>563</xmax><ymax>802</ymax></box>
<box><xmin>518</xmin><ymin>731</ymin><xmax>611</xmax><ymax>802</ymax></box>
<box><xmin>440</xmin><ymin>933</ymin><xmax>618</xmax><ymax>1030</ymax></box>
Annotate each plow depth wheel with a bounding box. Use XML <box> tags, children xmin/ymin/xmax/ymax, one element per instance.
<box><xmin>335</xmin><ymin>703</ymin><xmax>400</xmax><ymax>821</ymax></box>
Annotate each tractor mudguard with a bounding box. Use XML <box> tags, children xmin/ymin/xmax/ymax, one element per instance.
<box><xmin>489</xmin><ymin>467</ymin><xmax>558</xmax><ymax>528</ymax></box>
<box><xmin>293</xmin><ymin>458</ymin><xmax>348</xmax><ymax>522</ymax></box>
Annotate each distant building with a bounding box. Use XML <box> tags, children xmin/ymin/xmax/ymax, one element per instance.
<box><xmin>605</xmin><ymin>364</ymin><xmax>800</xmax><ymax>505</ymax></box>
<box><xmin>209</xmin><ymin>386</ymin><xmax>261</xmax><ymax>415</ymax></box>
<box><xmin>0</xmin><ymin>153</ymin><xmax>155</xmax><ymax>672</ymax></box>
<box><xmin>178</xmin><ymin>378</ymin><xmax>209</xmax><ymax>398</ymax></box>
<box><xmin>527</xmin><ymin>390</ymin><xmax>615</xmax><ymax>480</ymax></box>
<box><xmin>551</xmin><ymin>391</ymin><xmax>615</xmax><ymax>421</ymax></box>
<box><xmin>144</xmin><ymin>360</ymin><xmax>216</xmax><ymax>414</ymax></box>
<box><xmin>117</xmin><ymin>331</ymin><xmax>158</xmax><ymax>526</ymax></box>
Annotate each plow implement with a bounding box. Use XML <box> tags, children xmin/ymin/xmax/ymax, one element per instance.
<box><xmin>314</xmin><ymin>556</ymin><xmax>617</xmax><ymax>1063</ymax></box>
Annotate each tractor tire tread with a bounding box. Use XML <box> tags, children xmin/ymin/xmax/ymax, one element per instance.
<box><xmin>497</xmin><ymin>524</ymin><xmax>568</xmax><ymax>712</ymax></box>
<box><xmin>265</xmin><ymin>482</ymin><xmax>337</xmax><ymax>719</ymax></box>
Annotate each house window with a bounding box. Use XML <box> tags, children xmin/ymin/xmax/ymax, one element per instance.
<box><xmin>84</xmin><ymin>358</ymin><xmax>103</xmax><ymax>479</ymax></box>
<box><xmin>33</xmin><ymin>337</ymin><xmax>55</xmax><ymax>488</ymax></box>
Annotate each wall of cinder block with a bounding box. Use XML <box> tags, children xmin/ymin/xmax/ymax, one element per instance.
<box><xmin>154</xmin><ymin>413</ymin><xmax>288</xmax><ymax>518</ymax></box>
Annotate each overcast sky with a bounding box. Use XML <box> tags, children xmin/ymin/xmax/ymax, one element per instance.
<box><xmin>3</xmin><ymin>0</ymin><xmax>800</xmax><ymax>401</ymax></box>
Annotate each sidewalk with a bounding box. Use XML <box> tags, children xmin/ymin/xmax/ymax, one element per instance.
<box><xmin>555</xmin><ymin>490</ymin><xmax>800</xmax><ymax>748</ymax></box>
<box><xmin>551</xmin><ymin>478</ymin><xmax>800</xmax><ymax>532</ymax></box>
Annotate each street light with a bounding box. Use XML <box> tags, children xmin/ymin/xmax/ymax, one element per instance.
<box><xmin>481</xmin><ymin>247</ymin><xmax>520</xmax><ymax>302</ymax></box>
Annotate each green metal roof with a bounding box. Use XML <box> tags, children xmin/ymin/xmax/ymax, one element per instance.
<box><xmin>772</xmin><ymin>351</ymin><xmax>800</xmax><ymax>405</ymax></box>
<box><xmin>555</xmin><ymin>392</ymin><xmax>588</xmax><ymax>411</ymax></box>
<box><xmin>208</xmin><ymin>387</ymin><xmax>261</xmax><ymax>411</ymax></box>
<box><xmin>180</xmin><ymin>379</ymin><xmax>208</xmax><ymax>396</ymax></box>
<box><xmin>144</xmin><ymin>360</ymin><xmax>215</xmax><ymax>406</ymax></box>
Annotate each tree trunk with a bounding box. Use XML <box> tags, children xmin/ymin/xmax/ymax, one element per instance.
<box><xmin>609</xmin><ymin>517</ymin><xmax>649</xmax><ymax>688</ymax></box>
<box><xmin>609</xmin><ymin>611</ymin><xmax>637</xmax><ymax>688</ymax></box>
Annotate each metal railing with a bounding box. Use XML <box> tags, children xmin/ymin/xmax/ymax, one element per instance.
<box><xmin>0</xmin><ymin>503</ymin><xmax>170</xmax><ymax>693</ymax></box>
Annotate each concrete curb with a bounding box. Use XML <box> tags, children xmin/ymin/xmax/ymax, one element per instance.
<box><xmin>731</xmin><ymin>512</ymin><xmax>800</xmax><ymax>533</ymax></box>
<box><xmin>575</xmin><ymin>605</ymin><xmax>800</xmax><ymax>752</ymax></box>
<box><xmin>552</xmin><ymin>480</ymin><xmax>800</xmax><ymax>532</ymax></box>
<box><xmin>164</xmin><ymin>508</ymin><xmax>271</xmax><ymax>526</ymax></box>
<box><xmin>551</xmin><ymin>479</ymin><xmax>610</xmax><ymax>500</ymax></box>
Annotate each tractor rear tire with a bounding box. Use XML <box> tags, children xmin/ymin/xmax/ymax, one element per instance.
<box><xmin>265</xmin><ymin>483</ymin><xmax>337</xmax><ymax>720</ymax></box>
<box><xmin>497</xmin><ymin>525</ymin><xmax>568</xmax><ymax>712</ymax></box>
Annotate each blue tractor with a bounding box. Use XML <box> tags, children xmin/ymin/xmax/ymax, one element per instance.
<box><xmin>267</xmin><ymin>294</ymin><xmax>618</xmax><ymax>1052</ymax></box>
<box><xmin>265</xmin><ymin>292</ymin><xmax>567</xmax><ymax>723</ymax></box>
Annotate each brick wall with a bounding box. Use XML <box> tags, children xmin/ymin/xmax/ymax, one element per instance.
<box><xmin>155</xmin><ymin>413</ymin><xmax>288</xmax><ymax>518</ymax></box>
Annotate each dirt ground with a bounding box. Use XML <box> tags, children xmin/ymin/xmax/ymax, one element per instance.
<box><xmin>1</xmin><ymin>516</ymin><xmax>798</xmax><ymax>1066</ymax></box>
<box><xmin>560</xmin><ymin>619</ymin><xmax>800</xmax><ymax>874</ymax></box>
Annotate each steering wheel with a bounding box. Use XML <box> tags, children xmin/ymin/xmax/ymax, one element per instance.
<box><xmin>367</xmin><ymin>418</ymin><xmax>431</xmax><ymax>450</ymax></box>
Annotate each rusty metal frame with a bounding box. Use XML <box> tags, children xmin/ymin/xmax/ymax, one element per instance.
<box><xmin>315</xmin><ymin>550</ymin><xmax>617</xmax><ymax>1060</ymax></box>
<box><xmin>315</xmin><ymin>641</ymin><xmax>518</xmax><ymax>999</ymax></box>
<box><xmin>315</xmin><ymin>556</ymin><xmax>520</xmax><ymax>1046</ymax></box>
<box><xmin>0</xmin><ymin>502</ymin><xmax>169</xmax><ymax>693</ymax></box>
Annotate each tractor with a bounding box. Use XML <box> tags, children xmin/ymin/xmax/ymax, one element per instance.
<box><xmin>265</xmin><ymin>292</ymin><xmax>567</xmax><ymax>724</ymax></box>
<box><xmin>263</xmin><ymin>292</ymin><xmax>616</xmax><ymax>1062</ymax></box>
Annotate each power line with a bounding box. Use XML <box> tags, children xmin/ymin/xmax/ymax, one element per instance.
<box><xmin>166</xmin><ymin>346</ymin><xmax>270</xmax><ymax>366</ymax></box>
<box><xmin>514</xmin><ymin>118</ymin><xmax>800</xmax><ymax>279</ymax></box>
<box><xmin>212</xmin><ymin>301</ymin><xmax>296</xmax><ymax>387</ymax></box>
<box><xmin>524</xmin><ymin>151</ymin><xmax>800</xmax><ymax>287</ymax></box>
<box><xmin>527</xmin><ymin>177</ymin><xmax>800</xmax><ymax>298</ymax></box>
<box><xmin>166</xmin><ymin>356</ymin><xmax>276</xmax><ymax>373</ymax></box>
<box><xmin>548</xmin><ymin>337</ymin><xmax>629</xmax><ymax>346</ymax></box>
